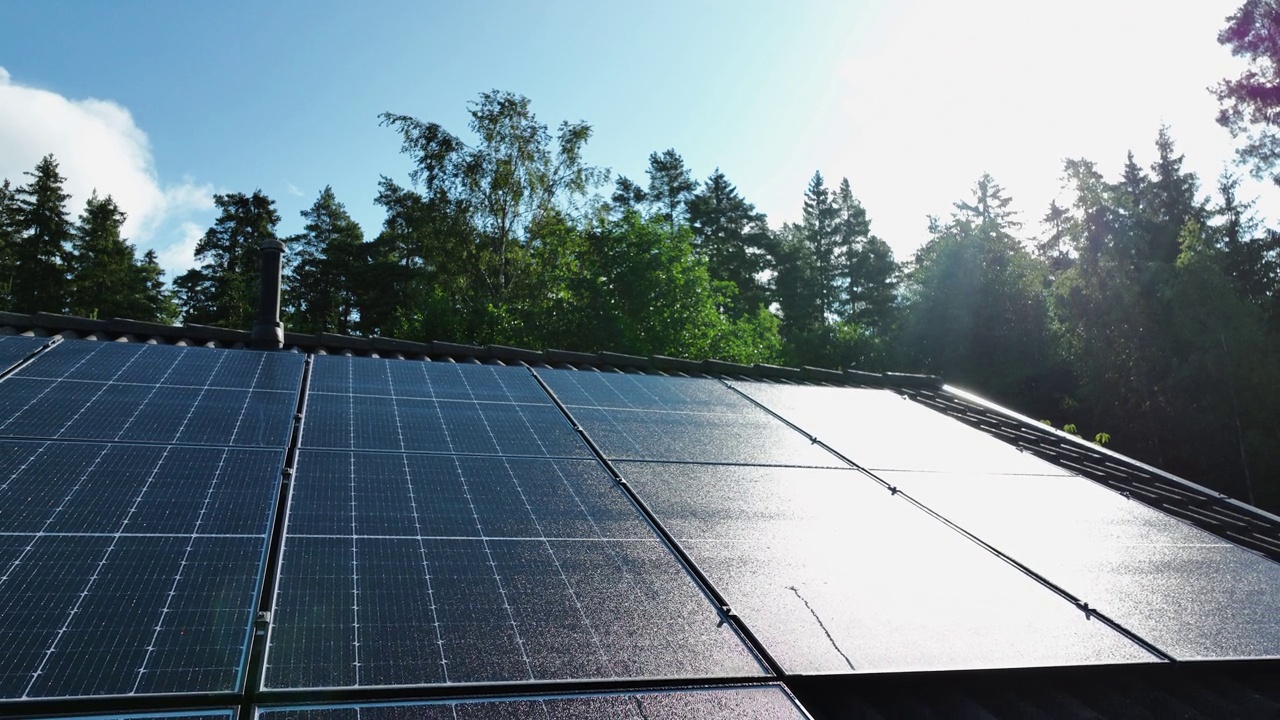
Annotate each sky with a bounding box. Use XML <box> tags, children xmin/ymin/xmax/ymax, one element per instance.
<box><xmin>0</xmin><ymin>0</ymin><xmax>1271</xmax><ymax>276</ymax></box>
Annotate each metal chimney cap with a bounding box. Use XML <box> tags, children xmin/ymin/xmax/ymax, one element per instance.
<box><xmin>260</xmin><ymin>238</ymin><xmax>285</xmax><ymax>252</ymax></box>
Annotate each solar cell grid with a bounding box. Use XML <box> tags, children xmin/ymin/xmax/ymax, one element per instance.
<box><xmin>301</xmin><ymin>368</ymin><xmax>588</xmax><ymax>458</ymax></box>
<box><xmin>0</xmin><ymin>440</ymin><xmax>283</xmax><ymax>699</ymax></box>
<box><xmin>43</xmin><ymin>712</ymin><xmax>234</xmax><ymax>720</ymax></box>
<box><xmin>0</xmin><ymin>335</ymin><xmax>47</xmax><ymax>374</ymax></box>
<box><xmin>255</xmin><ymin>685</ymin><xmax>809</xmax><ymax>720</ymax></box>
<box><xmin>619</xmin><ymin>461</ymin><xmax>1157</xmax><ymax>674</ymax></box>
<box><xmin>0</xmin><ymin>341</ymin><xmax>301</xmax><ymax>447</ymax></box>
<box><xmin>265</xmin><ymin>451</ymin><xmax>766</xmax><ymax>689</ymax></box>
<box><xmin>308</xmin><ymin>354</ymin><xmax>549</xmax><ymax>404</ymax></box>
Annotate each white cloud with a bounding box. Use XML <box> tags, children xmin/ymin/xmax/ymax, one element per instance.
<box><xmin>155</xmin><ymin>221</ymin><xmax>205</xmax><ymax>276</ymax></box>
<box><xmin>0</xmin><ymin>67</ymin><xmax>213</xmax><ymax>273</ymax></box>
<box><xmin>286</xmin><ymin>182</ymin><xmax>305</xmax><ymax>198</ymax></box>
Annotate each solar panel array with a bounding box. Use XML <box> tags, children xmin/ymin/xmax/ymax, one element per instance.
<box><xmin>263</xmin><ymin>355</ymin><xmax>764</xmax><ymax>691</ymax></box>
<box><xmin>2</xmin><ymin>338</ymin><xmax>1278</xmax><ymax>720</ymax></box>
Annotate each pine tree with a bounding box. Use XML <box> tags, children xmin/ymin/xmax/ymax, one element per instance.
<box><xmin>68</xmin><ymin>193</ymin><xmax>167</xmax><ymax>321</ymax></box>
<box><xmin>175</xmin><ymin>191</ymin><xmax>280</xmax><ymax>329</ymax></box>
<box><xmin>801</xmin><ymin>171</ymin><xmax>839</xmax><ymax>319</ymax></box>
<box><xmin>646</xmin><ymin>149</ymin><xmax>695</xmax><ymax>233</ymax></box>
<box><xmin>833</xmin><ymin>178</ymin><xmax>897</xmax><ymax>331</ymax></box>
<box><xmin>0</xmin><ymin>180</ymin><xmax>20</xmax><ymax>308</ymax></box>
<box><xmin>285</xmin><ymin>186</ymin><xmax>365</xmax><ymax>335</ymax></box>
<box><xmin>12</xmin><ymin>155</ymin><xmax>73</xmax><ymax>313</ymax></box>
<box><xmin>686</xmin><ymin>169</ymin><xmax>771</xmax><ymax>314</ymax></box>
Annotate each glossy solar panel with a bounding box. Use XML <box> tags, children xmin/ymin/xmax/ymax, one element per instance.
<box><xmin>302</xmin><ymin>356</ymin><xmax>588</xmax><ymax>458</ymax></box>
<box><xmin>876</xmin><ymin>470</ymin><xmax>1280</xmax><ymax>660</ymax></box>
<box><xmin>264</xmin><ymin>450</ymin><xmax>766</xmax><ymax>689</ymax></box>
<box><xmin>0</xmin><ymin>439</ymin><xmax>283</xmax><ymax>699</ymax></box>
<box><xmin>0</xmin><ymin>335</ymin><xmax>47</xmax><ymax>373</ymax></box>
<box><xmin>539</xmin><ymin>368</ymin><xmax>751</xmax><ymax>413</ymax></box>
<box><xmin>255</xmin><ymin>685</ymin><xmax>809</xmax><ymax>719</ymax></box>
<box><xmin>0</xmin><ymin>341</ymin><xmax>302</xmax><ymax>447</ymax></box>
<box><xmin>729</xmin><ymin>381</ymin><xmax>1071</xmax><ymax>475</ymax></box>
<box><xmin>308</xmin><ymin>355</ymin><xmax>550</xmax><ymax>403</ymax></box>
<box><xmin>619</xmin><ymin>462</ymin><xmax>1157</xmax><ymax>673</ymax></box>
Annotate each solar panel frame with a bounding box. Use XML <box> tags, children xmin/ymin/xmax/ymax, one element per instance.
<box><xmin>0</xmin><ymin>335</ymin><xmax>49</xmax><ymax>375</ymax></box>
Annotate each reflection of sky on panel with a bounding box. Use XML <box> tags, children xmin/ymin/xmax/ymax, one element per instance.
<box><xmin>732</xmin><ymin>382</ymin><xmax>1069</xmax><ymax>475</ymax></box>
<box><xmin>621</xmin><ymin>463</ymin><xmax>1155</xmax><ymax>674</ymax></box>
<box><xmin>255</xmin><ymin>684</ymin><xmax>808</xmax><ymax>720</ymax></box>
<box><xmin>540</xmin><ymin>369</ymin><xmax>752</xmax><ymax>413</ymax></box>
<box><xmin>878</xmin><ymin>471</ymin><xmax>1280</xmax><ymax>660</ymax></box>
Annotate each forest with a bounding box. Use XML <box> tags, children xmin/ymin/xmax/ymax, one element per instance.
<box><xmin>1</xmin><ymin>3</ymin><xmax>1279</xmax><ymax>511</ymax></box>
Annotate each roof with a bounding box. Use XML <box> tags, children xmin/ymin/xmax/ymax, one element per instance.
<box><xmin>0</xmin><ymin>310</ymin><xmax>1278</xmax><ymax>720</ymax></box>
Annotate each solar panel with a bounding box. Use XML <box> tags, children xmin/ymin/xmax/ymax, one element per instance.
<box><xmin>0</xmin><ymin>440</ymin><xmax>283</xmax><ymax>699</ymax></box>
<box><xmin>0</xmin><ymin>340</ymin><xmax>302</xmax><ymax>447</ymax></box>
<box><xmin>264</xmin><ymin>451</ymin><xmax>766</xmax><ymax>689</ymax></box>
<box><xmin>302</xmin><ymin>358</ymin><xmax>588</xmax><ymax>458</ymax></box>
<box><xmin>540</xmin><ymin>369</ymin><xmax>751</xmax><ymax>413</ymax></box>
<box><xmin>875</xmin><ymin>470</ymin><xmax>1280</xmax><ymax>660</ymax></box>
<box><xmin>255</xmin><ymin>685</ymin><xmax>809</xmax><ymax>719</ymax></box>
<box><xmin>619</xmin><ymin>461</ymin><xmax>1158</xmax><ymax>673</ymax></box>
<box><xmin>730</xmin><ymin>382</ymin><xmax>1070</xmax><ymax>475</ymax></box>
<box><xmin>0</xmin><ymin>336</ymin><xmax>47</xmax><ymax>374</ymax></box>
<box><xmin>308</xmin><ymin>355</ymin><xmax>550</xmax><ymax>403</ymax></box>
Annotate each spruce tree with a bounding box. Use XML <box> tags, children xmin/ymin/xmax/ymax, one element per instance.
<box><xmin>285</xmin><ymin>186</ymin><xmax>365</xmax><ymax>334</ymax></box>
<box><xmin>12</xmin><ymin>155</ymin><xmax>73</xmax><ymax>313</ymax></box>
<box><xmin>175</xmin><ymin>191</ymin><xmax>280</xmax><ymax>329</ymax></box>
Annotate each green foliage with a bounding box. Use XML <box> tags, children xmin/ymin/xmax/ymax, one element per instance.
<box><xmin>896</xmin><ymin>174</ymin><xmax>1061</xmax><ymax>411</ymax></box>
<box><xmin>69</xmin><ymin>193</ymin><xmax>175</xmax><ymax>322</ymax></box>
<box><xmin>284</xmin><ymin>186</ymin><xmax>365</xmax><ymax>335</ymax></box>
<box><xmin>10</xmin><ymin>155</ymin><xmax>73</xmax><ymax>313</ymax></box>
<box><xmin>1215</xmin><ymin>0</ymin><xmax>1280</xmax><ymax>186</ymax></box>
<box><xmin>175</xmin><ymin>191</ymin><xmax>280</xmax><ymax>329</ymax></box>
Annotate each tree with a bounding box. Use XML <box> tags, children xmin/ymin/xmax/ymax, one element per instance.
<box><xmin>1214</xmin><ymin>0</ymin><xmax>1280</xmax><ymax>185</ymax></box>
<box><xmin>379</xmin><ymin>90</ymin><xmax>607</xmax><ymax>340</ymax></box>
<box><xmin>686</xmin><ymin>169</ymin><xmax>771</xmax><ymax>314</ymax></box>
<box><xmin>611</xmin><ymin>176</ymin><xmax>647</xmax><ymax>212</ymax></box>
<box><xmin>11</xmin><ymin>155</ymin><xmax>73</xmax><ymax>313</ymax></box>
<box><xmin>833</xmin><ymin>178</ymin><xmax>898</xmax><ymax>332</ymax></box>
<box><xmin>801</xmin><ymin>171</ymin><xmax>839</xmax><ymax>319</ymax></box>
<box><xmin>897</xmin><ymin>176</ymin><xmax>1059</xmax><ymax>410</ymax></box>
<box><xmin>645</xmin><ymin>149</ymin><xmax>696</xmax><ymax>234</ymax></box>
<box><xmin>284</xmin><ymin>186</ymin><xmax>365</xmax><ymax>335</ymax></box>
<box><xmin>0</xmin><ymin>180</ymin><xmax>20</xmax><ymax>308</ymax></box>
<box><xmin>175</xmin><ymin>191</ymin><xmax>280</xmax><ymax>329</ymax></box>
<box><xmin>68</xmin><ymin>193</ymin><xmax>172</xmax><ymax>321</ymax></box>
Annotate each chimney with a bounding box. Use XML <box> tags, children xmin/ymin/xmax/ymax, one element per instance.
<box><xmin>251</xmin><ymin>238</ymin><xmax>285</xmax><ymax>350</ymax></box>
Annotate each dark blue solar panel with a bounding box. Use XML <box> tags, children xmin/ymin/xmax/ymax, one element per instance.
<box><xmin>264</xmin><ymin>451</ymin><xmax>765</xmax><ymax>689</ymax></box>
<box><xmin>0</xmin><ymin>339</ymin><xmax>301</xmax><ymax>447</ymax></box>
<box><xmin>19</xmin><ymin>340</ymin><xmax>302</xmax><ymax>392</ymax></box>
<box><xmin>301</xmin><ymin>394</ymin><xmax>589</xmax><ymax>458</ymax></box>
<box><xmin>620</xmin><ymin>461</ymin><xmax>1157</xmax><ymax>673</ymax></box>
<box><xmin>540</xmin><ymin>368</ymin><xmax>750</xmax><ymax>413</ymax></box>
<box><xmin>256</xmin><ymin>685</ymin><xmax>808</xmax><ymax>719</ymax></box>
<box><xmin>0</xmin><ymin>440</ymin><xmax>283</xmax><ymax>699</ymax></box>
<box><xmin>0</xmin><ymin>335</ymin><xmax>47</xmax><ymax>373</ymax></box>
<box><xmin>308</xmin><ymin>354</ymin><xmax>549</xmax><ymax>403</ymax></box>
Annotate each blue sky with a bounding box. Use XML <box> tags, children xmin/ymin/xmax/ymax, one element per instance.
<box><xmin>0</xmin><ymin>0</ymin><xmax>1269</xmax><ymax>275</ymax></box>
